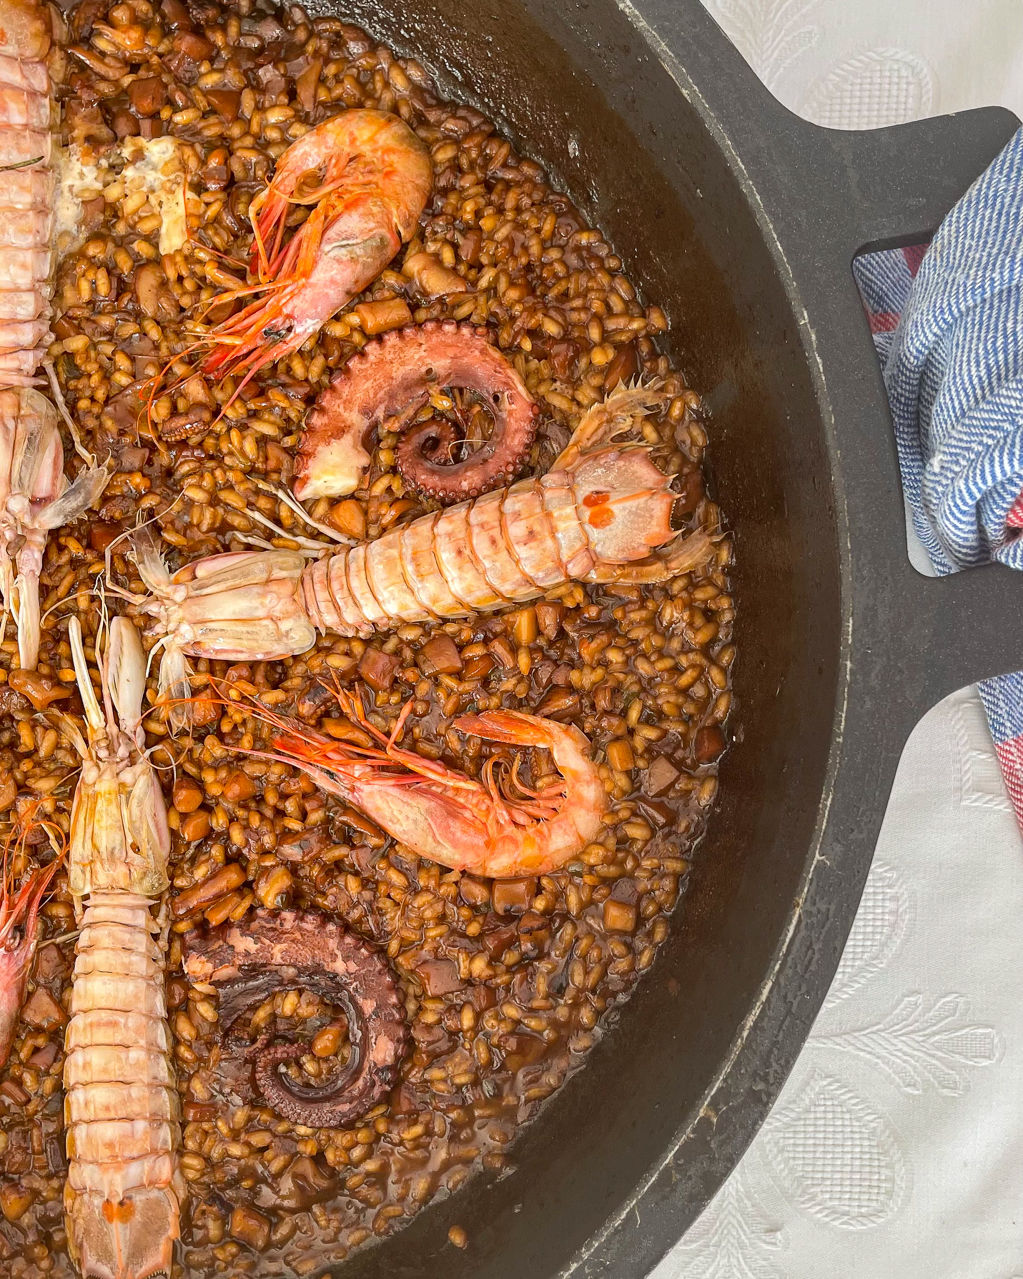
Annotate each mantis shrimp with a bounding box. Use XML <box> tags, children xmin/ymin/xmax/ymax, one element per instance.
<box><xmin>59</xmin><ymin>615</ymin><xmax>183</xmax><ymax>1279</ymax></box>
<box><xmin>0</xmin><ymin>0</ymin><xmax>108</xmax><ymax>668</ymax></box>
<box><xmin>127</xmin><ymin>383</ymin><xmax>715</xmax><ymax>717</ymax></box>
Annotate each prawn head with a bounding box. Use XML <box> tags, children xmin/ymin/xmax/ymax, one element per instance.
<box><xmin>0</xmin><ymin>818</ymin><xmax>61</xmax><ymax>1069</ymax></box>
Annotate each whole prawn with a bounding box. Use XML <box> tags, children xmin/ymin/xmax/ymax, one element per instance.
<box><xmin>216</xmin><ymin>687</ymin><xmax>607</xmax><ymax>878</ymax></box>
<box><xmin>129</xmin><ymin>383</ymin><xmax>715</xmax><ymax>714</ymax></box>
<box><xmin>0</xmin><ymin>0</ymin><xmax>108</xmax><ymax>668</ymax></box>
<box><xmin>59</xmin><ymin>616</ymin><xmax>184</xmax><ymax>1279</ymax></box>
<box><xmin>201</xmin><ymin>108</ymin><xmax>432</xmax><ymax>393</ymax></box>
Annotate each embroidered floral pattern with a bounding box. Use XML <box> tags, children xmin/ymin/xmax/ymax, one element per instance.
<box><xmin>673</xmin><ymin>1178</ymin><xmax>786</xmax><ymax>1279</ymax></box>
<box><xmin>818</xmin><ymin>993</ymin><xmax>1002</xmax><ymax>1096</ymax></box>
<box><xmin>951</xmin><ymin>690</ymin><xmax>1014</xmax><ymax>812</ymax></box>
<box><xmin>671</xmin><ymin>849</ymin><xmax>1001</xmax><ymax>1276</ymax></box>
<box><xmin>825</xmin><ymin>862</ymin><xmax>910</xmax><ymax>1007</ymax></box>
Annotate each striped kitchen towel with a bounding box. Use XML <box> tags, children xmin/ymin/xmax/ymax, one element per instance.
<box><xmin>852</xmin><ymin>126</ymin><xmax>1023</xmax><ymax>821</ymax></box>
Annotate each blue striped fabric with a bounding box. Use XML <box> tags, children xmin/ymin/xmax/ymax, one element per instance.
<box><xmin>852</xmin><ymin>126</ymin><xmax>1023</xmax><ymax>821</ymax></box>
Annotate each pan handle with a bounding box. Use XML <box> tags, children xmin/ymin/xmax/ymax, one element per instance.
<box><xmin>631</xmin><ymin>0</ymin><xmax>1022</xmax><ymax>709</ymax></box>
<box><xmin>776</xmin><ymin>105</ymin><xmax>1023</xmax><ymax>715</ymax></box>
<box><xmin>819</xmin><ymin>107</ymin><xmax>1021</xmax><ymax>254</ymax></box>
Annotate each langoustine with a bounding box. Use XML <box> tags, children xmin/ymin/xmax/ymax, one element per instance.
<box><xmin>59</xmin><ymin>616</ymin><xmax>184</xmax><ymax>1279</ymax></box>
<box><xmin>212</xmin><ymin>687</ymin><xmax>607</xmax><ymax>878</ymax></box>
<box><xmin>0</xmin><ymin>0</ymin><xmax>108</xmax><ymax>668</ymax></box>
<box><xmin>0</xmin><ymin>819</ymin><xmax>60</xmax><ymax>1070</ymax></box>
<box><xmin>129</xmin><ymin>383</ymin><xmax>715</xmax><ymax>710</ymax></box>
<box><xmin>184</xmin><ymin>909</ymin><xmax>409</xmax><ymax>1128</ymax></box>
<box><xmin>201</xmin><ymin>108</ymin><xmax>432</xmax><ymax>392</ymax></box>
<box><xmin>295</xmin><ymin>320</ymin><xmax>539</xmax><ymax>502</ymax></box>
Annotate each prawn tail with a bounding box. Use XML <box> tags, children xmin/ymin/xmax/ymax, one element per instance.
<box><xmin>65</xmin><ymin>1184</ymin><xmax>182</xmax><ymax>1279</ymax></box>
<box><xmin>547</xmin><ymin>379</ymin><xmax>723</xmax><ymax>575</ymax></box>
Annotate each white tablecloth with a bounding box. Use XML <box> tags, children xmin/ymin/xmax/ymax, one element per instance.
<box><xmin>655</xmin><ymin>5</ymin><xmax>1023</xmax><ymax>1277</ymax></box>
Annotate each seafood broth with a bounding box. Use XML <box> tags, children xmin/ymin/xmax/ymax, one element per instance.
<box><xmin>0</xmin><ymin>0</ymin><xmax>732</xmax><ymax>1273</ymax></box>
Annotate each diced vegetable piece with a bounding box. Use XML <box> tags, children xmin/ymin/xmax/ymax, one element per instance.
<box><xmin>535</xmin><ymin>601</ymin><xmax>563</xmax><ymax>639</ymax></box>
<box><xmin>328</xmin><ymin>499</ymin><xmax>366</xmax><ymax>540</ymax></box>
<box><xmin>492</xmin><ymin>877</ymin><xmax>536</xmax><ymax>915</ymax></box>
<box><xmin>415</xmin><ymin>958</ymin><xmax>461</xmax><ymax>996</ymax></box>
<box><xmin>229</xmin><ymin>1204</ymin><xmax>271</xmax><ymax>1251</ymax></box>
<box><xmin>172</xmin><ymin>777</ymin><xmax>203</xmax><ymax>813</ymax></box>
<box><xmin>644</xmin><ymin>755</ymin><xmax>679</xmax><ymax>796</ymax></box>
<box><xmin>603</xmin><ymin>899</ymin><xmax>637</xmax><ymax>933</ymax></box>
<box><xmin>694</xmin><ymin>725</ymin><xmax>726</xmax><ymax>763</ymax></box>
<box><xmin>171</xmin><ymin>863</ymin><xmax>245</xmax><ymax>918</ymax></box>
<box><xmin>403</xmin><ymin>251</ymin><xmax>465</xmax><ymax>296</ymax></box>
<box><xmin>357</xmin><ymin>647</ymin><xmax>400</xmax><ymax>692</ymax></box>
<box><xmin>0</xmin><ymin>1184</ymin><xmax>35</xmax><ymax>1222</ymax></box>
<box><xmin>9</xmin><ymin>670</ymin><xmax>71</xmax><ymax>711</ymax></box>
<box><xmin>21</xmin><ymin>987</ymin><xmax>66</xmax><ymax>1030</ymax></box>
<box><xmin>355</xmin><ymin>297</ymin><xmax>412</xmax><ymax>335</ymax></box>
<box><xmin>128</xmin><ymin>76</ymin><xmax>166</xmax><ymax>116</ymax></box>
<box><xmin>418</xmin><ymin>634</ymin><xmax>462</xmax><ymax>675</ymax></box>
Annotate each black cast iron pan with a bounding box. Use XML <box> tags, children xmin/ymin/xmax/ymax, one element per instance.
<box><xmin>289</xmin><ymin>0</ymin><xmax>1022</xmax><ymax>1274</ymax></box>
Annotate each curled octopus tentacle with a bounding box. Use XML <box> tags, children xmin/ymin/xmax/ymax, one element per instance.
<box><xmin>294</xmin><ymin>319</ymin><xmax>539</xmax><ymax>503</ymax></box>
<box><xmin>183</xmin><ymin>909</ymin><xmax>408</xmax><ymax>1128</ymax></box>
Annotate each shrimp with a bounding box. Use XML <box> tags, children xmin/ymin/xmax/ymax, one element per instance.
<box><xmin>219</xmin><ymin>687</ymin><xmax>608</xmax><ymax>878</ymax></box>
<box><xmin>59</xmin><ymin>615</ymin><xmax>184</xmax><ymax>1279</ymax></box>
<box><xmin>0</xmin><ymin>388</ymin><xmax>109</xmax><ymax>668</ymax></box>
<box><xmin>0</xmin><ymin>819</ymin><xmax>60</xmax><ymax>1070</ymax></box>
<box><xmin>128</xmin><ymin>383</ymin><xmax>716</xmax><ymax>716</ymax></box>
<box><xmin>200</xmin><ymin>108</ymin><xmax>432</xmax><ymax>393</ymax></box>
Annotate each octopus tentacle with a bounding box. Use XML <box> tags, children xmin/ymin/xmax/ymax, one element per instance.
<box><xmin>295</xmin><ymin>319</ymin><xmax>539</xmax><ymax>504</ymax></box>
<box><xmin>183</xmin><ymin>909</ymin><xmax>408</xmax><ymax>1128</ymax></box>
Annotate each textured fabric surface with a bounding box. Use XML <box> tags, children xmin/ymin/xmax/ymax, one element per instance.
<box><xmin>868</xmin><ymin>131</ymin><xmax>1023</xmax><ymax>574</ymax></box>
<box><xmin>855</xmin><ymin>205</ymin><xmax>1023</xmax><ymax>825</ymax></box>
<box><xmin>657</xmin><ymin>3</ymin><xmax>1023</xmax><ymax>1277</ymax></box>
<box><xmin>701</xmin><ymin>0</ymin><xmax>1023</xmax><ymax>126</ymax></box>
